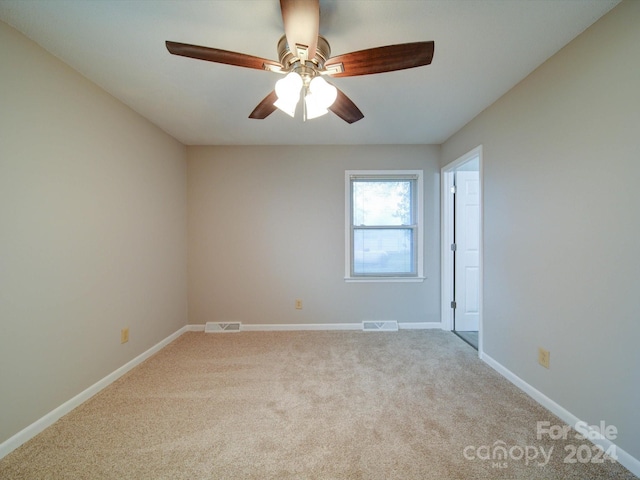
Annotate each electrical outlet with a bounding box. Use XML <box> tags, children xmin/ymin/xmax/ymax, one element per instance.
<box><xmin>121</xmin><ymin>328</ymin><xmax>129</xmax><ymax>344</ymax></box>
<box><xmin>295</xmin><ymin>299</ymin><xmax>303</xmax><ymax>310</ymax></box>
<box><xmin>538</xmin><ymin>347</ymin><xmax>550</xmax><ymax>368</ymax></box>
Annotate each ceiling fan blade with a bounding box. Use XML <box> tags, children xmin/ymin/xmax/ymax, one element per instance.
<box><xmin>329</xmin><ymin>87</ymin><xmax>364</xmax><ymax>124</ymax></box>
<box><xmin>280</xmin><ymin>0</ymin><xmax>319</xmax><ymax>60</ymax></box>
<box><xmin>166</xmin><ymin>41</ymin><xmax>282</xmax><ymax>72</ymax></box>
<box><xmin>325</xmin><ymin>41</ymin><xmax>434</xmax><ymax>78</ymax></box>
<box><xmin>249</xmin><ymin>91</ymin><xmax>278</xmax><ymax>119</ymax></box>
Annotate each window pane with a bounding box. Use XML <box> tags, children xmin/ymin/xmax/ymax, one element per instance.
<box><xmin>353</xmin><ymin>228</ymin><xmax>414</xmax><ymax>274</ymax></box>
<box><xmin>352</xmin><ymin>180</ymin><xmax>412</xmax><ymax>226</ymax></box>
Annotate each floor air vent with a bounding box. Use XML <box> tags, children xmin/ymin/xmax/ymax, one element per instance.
<box><xmin>205</xmin><ymin>322</ymin><xmax>242</xmax><ymax>333</ymax></box>
<box><xmin>362</xmin><ymin>321</ymin><xmax>399</xmax><ymax>332</ymax></box>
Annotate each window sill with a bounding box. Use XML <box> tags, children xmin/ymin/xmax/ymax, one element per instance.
<box><xmin>344</xmin><ymin>277</ymin><xmax>426</xmax><ymax>283</ymax></box>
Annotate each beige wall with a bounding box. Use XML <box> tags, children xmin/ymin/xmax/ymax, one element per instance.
<box><xmin>442</xmin><ymin>0</ymin><xmax>640</xmax><ymax>459</ymax></box>
<box><xmin>0</xmin><ymin>21</ymin><xmax>188</xmax><ymax>443</ymax></box>
<box><xmin>187</xmin><ymin>145</ymin><xmax>441</xmax><ymax>327</ymax></box>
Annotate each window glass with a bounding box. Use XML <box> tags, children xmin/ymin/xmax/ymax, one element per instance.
<box><xmin>346</xmin><ymin>171</ymin><xmax>423</xmax><ymax>281</ymax></box>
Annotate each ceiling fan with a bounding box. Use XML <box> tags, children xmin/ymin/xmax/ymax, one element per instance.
<box><xmin>166</xmin><ymin>0</ymin><xmax>434</xmax><ymax>124</ymax></box>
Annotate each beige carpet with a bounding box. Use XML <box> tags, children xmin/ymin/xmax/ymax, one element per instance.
<box><xmin>0</xmin><ymin>330</ymin><xmax>636</xmax><ymax>479</ymax></box>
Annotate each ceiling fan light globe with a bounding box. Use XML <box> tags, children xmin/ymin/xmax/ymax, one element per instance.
<box><xmin>308</xmin><ymin>76</ymin><xmax>337</xmax><ymax>109</ymax></box>
<box><xmin>304</xmin><ymin>94</ymin><xmax>329</xmax><ymax>119</ymax></box>
<box><xmin>274</xmin><ymin>72</ymin><xmax>302</xmax><ymax>117</ymax></box>
<box><xmin>274</xmin><ymin>97</ymin><xmax>298</xmax><ymax>117</ymax></box>
<box><xmin>275</xmin><ymin>72</ymin><xmax>303</xmax><ymax>100</ymax></box>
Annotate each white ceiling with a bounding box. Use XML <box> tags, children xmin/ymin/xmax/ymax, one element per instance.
<box><xmin>0</xmin><ymin>0</ymin><xmax>619</xmax><ymax>145</ymax></box>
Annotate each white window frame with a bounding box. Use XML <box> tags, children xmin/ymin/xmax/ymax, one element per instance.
<box><xmin>345</xmin><ymin>170</ymin><xmax>425</xmax><ymax>282</ymax></box>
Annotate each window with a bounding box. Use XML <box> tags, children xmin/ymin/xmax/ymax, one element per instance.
<box><xmin>345</xmin><ymin>170</ymin><xmax>424</xmax><ymax>282</ymax></box>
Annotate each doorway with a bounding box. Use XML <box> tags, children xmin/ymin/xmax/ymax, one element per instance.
<box><xmin>442</xmin><ymin>147</ymin><xmax>482</xmax><ymax>352</ymax></box>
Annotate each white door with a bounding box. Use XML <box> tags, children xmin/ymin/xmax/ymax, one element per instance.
<box><xmin>454</xmin><ymin>170</ymin><xmax>480</xmax><ymax>331</ymax></box>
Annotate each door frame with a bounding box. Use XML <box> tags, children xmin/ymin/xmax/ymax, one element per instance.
<box><xmin>441</xmin><ymin>145</ymin><xmax>484</xmax><ymax>354</ymax></box>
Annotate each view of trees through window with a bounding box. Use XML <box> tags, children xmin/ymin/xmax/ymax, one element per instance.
<box><xmin>352</xmin><ymin>179</ymin><xmax>415</xmax><ymax>275</ymax></box>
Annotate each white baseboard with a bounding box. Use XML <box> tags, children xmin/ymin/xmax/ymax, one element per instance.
<box><xmin>0</xmin><ymin>325</ymin><xmax>189</xmax><ymax>460</ymax></box>
<box><xmin>185</xmin><ymin>324</ymin><xmax>205</xmax><ymax>332</ymax></box>
<box><xmin>242</xmin><ymin>323</ymin><xmax>362</xmax><ymax>331</ymax></box>
<box><xmin>398</xmin><ymin>322</ymin><xmax>442</xmax><ymax>329</ymax></box>
<box><xmin>191</xmin><ymin>322</ymin><xmax>442</xmax><ymax>332</ymax></box>
<box><xmin>481</xmin><ymin>352</ymin><xmax>640</xmax><ymax>478</ymax></box>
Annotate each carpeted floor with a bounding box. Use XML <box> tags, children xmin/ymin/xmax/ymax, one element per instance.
<box><xmin>0</xmin><ymin>330</ymin><xmax>636</xmax><ymax>479</ymax></box>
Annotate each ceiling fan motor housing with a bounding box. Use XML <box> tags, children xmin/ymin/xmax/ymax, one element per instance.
<box><xmin>277</xmin><ymin>35</ymin><xmax>331</xmax><ymax>77</ymax></box>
